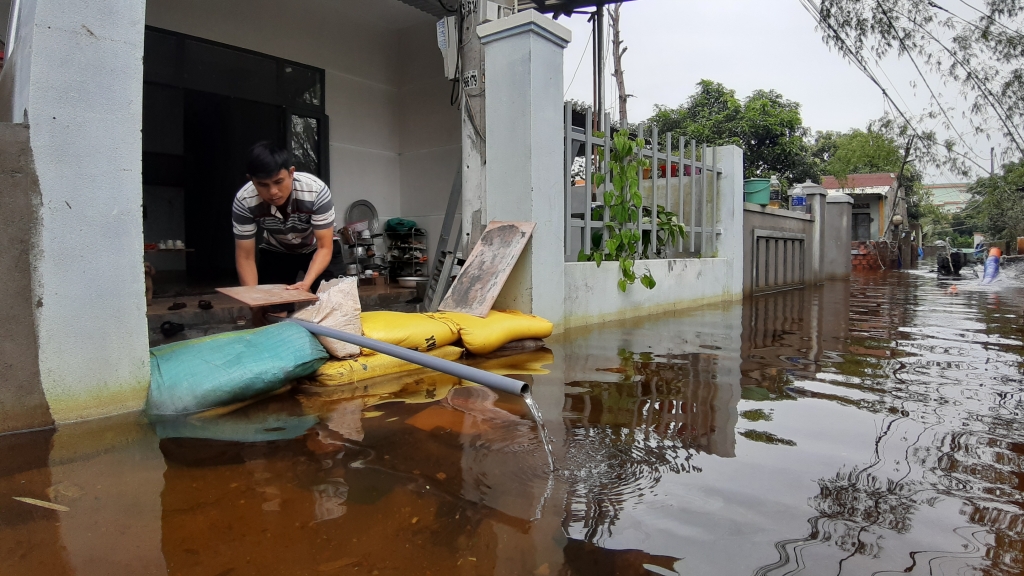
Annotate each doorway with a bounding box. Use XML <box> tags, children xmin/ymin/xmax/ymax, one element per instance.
<box><xmin>852</xmin><ymin>213</ymin><xmax>872</xmax><ymax>242</ymax></box>
<box><xmin>141</xmin><ymin>27</ymin><xmax>329</xmax><ymax>295</ymax></box>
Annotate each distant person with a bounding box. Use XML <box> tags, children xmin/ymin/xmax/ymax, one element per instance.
<box><xmin>233</xmin><ymin>141</ymin><xmax>335</xmax><ymax>293</ymax></box>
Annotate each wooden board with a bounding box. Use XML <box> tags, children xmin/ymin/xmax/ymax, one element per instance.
<box><xmin>216</xmin><ymin>285</ymin><xmax>320</xmax><ymax>307</ymax></box>
<box><xmin>438</xmin><ymin>221</ymin><xmax>535</xmax><ymax>317</ymax></box>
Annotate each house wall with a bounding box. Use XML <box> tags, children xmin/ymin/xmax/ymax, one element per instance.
<box><xmin>145</xmin><ymin>0</ymin><xmax>453</xmax><ymax>245</ymax></box>
<box><xmin>397</xmin><ymin>23</ymin><xmax>462</xmax><ymax>256</ymax></box>
<box><xmin>851</xmin><ymin>196</ymin><xmax>881</xmax><ymax>240</ymax></box>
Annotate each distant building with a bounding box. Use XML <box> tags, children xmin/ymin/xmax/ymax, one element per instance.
<box><xmin>822</xmin><ymin>173</ymin><xmax>906</xmax><ymax>242</ymax></box>
<box><xmin>923</xmin><ymin>183</ymin><xmax>971</xmax><ymax>213</ymax></box>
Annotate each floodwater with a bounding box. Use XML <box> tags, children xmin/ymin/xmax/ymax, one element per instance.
<box><xmin>3</xmin><ymin>264</ymin><xmax>1024</xmax><ymax>575</ymax></box>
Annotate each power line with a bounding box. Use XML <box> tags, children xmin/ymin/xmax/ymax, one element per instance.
<box><xmin>798</xmin><ymin>0</ymin><xmax>992</xmax><ymax>174</ymax></box>
<box><xmin>875</xmin><ymin>2</ymin><xmax>981</xmax><ymax>160</ymax></box>
<box><xmin>889</xmin><ymin>4</ymin><xmax>1024</xmax><ymax>154</ymax></box>
<box><xmin>564</xmin><ymin>26</ymin><xmax>593</xmax><ymax>98</ymax></box>
<box><xmin>953</xmin><ymin>0</ymin><xmax>1024</xmax><ymax>40</ymax></box>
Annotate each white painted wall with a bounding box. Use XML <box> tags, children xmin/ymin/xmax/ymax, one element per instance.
<box><xmin>562</xmin><ymin>146</ymin><xmax>745</xmax><ymax>328</ymax></box>
<box><xmin>397</xmin><ymin>21</ymin><xmax>461</xmax><ymax>256</ymax></box>
<box><xmin>19</xmin><ymin>0</ymin><xmax>150</xmax><ymax>421</ymax></box>
<box><xmin>564</xmin><ymin>258</ymin><xmax>738</xmax><ymax>328</ymax></box>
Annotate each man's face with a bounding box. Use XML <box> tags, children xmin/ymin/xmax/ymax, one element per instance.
<box><xmin>250</xmin><ymin>167</ymin><xmax>295</xmax><ymax>207</ymax></box>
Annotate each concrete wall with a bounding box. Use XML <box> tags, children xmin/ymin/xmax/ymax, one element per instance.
<box><xmin>561</xmin><ymin>146</ymin><xmax>745</xmax><ymax>328</ymax></box>
<box><xmin>564</xmin><ymin>258</ymin><xmax>737</xmax><ymax>328</ymax></box>
<box><xmin>742</xmin><ymin>204</ymin><xmax>814</xmax><ymax>295</ymax></box>
<box><xmin>0</xmin><ymin>123</ymin><xmax>52</xmax><ymax>433</ymax></box>
<box><xmin>742</xmin><ymin>187</ymin><xmax>853</xmax><ymax>295</ymax></box>
<box><xmin>0</xmin><ymin>0</ymin><xmax>152</xmax><ymax>423</ymax></box>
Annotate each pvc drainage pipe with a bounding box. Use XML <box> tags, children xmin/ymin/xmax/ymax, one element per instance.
<box><xmin>282</xmin><ymin>317</ymin><xmax>530</xmax><ymax>397</ymax></box>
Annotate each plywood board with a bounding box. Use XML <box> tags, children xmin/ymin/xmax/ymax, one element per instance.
<box><xmin>216</xmin><ymin>285</ymin><xmax>320</xmax><ymax>307</ymax></box>
<box><xmin>438</xmin><ymin>221</ymin><xmax>535</xmax><ymax>317</ymax></box>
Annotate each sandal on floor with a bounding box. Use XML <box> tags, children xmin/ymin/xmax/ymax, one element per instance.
<box><xmin>167</xmin><ymin>302</ymin><xmax>187</xmax><ymax>311</ymax></box>
<box><xmin>198</xmin><ymin>300</ymin><xmax>213</xmax><ymax>310</ymax></box>
<box><xmin>160</xmin><ymin>321</ymin><xmax>185</xmax><ymax>338</ymax></box>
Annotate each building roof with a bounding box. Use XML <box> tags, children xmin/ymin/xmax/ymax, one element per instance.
<box><xmin>821</xmin><ymin>173</ymin><xmax>897</xmax><ymax>196</ymax></box>
<box><xmin>397</xmin><ymin>0</ymin><xmax>636</xmax><ymax>19</ymax></box>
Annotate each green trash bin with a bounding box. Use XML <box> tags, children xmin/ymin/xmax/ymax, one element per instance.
<box><xmin>744</xmin><ymin>178</ymin><xmax>771</xmax><ymax>205</ymax></box>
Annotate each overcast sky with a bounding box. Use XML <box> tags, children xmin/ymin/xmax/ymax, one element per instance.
<box><xmin>558</xmin><ymin>0</ymin><xmax>1008</xmax><ymax>183</ymax></box>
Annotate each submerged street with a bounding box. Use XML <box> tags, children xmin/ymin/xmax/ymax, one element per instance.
<box><xmin>3</xmin><ymin>264</ymin><xmax>1024</xmax><ymax>575</ymax></box>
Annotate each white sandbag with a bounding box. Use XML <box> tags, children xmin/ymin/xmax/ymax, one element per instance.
<box><xmin>292</xmin><ymin>277</ymin><xmax>363</xmax><ymax>358</ymax></box>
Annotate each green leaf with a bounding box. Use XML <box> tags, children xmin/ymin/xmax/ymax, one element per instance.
<box><xmin>594</xmin><ymin>252</ymin><xmax>604</xmax><ymax>267</ymax></box>
<box><xmin>577</xmin><ymin>249</ymin><xmax>589</xmax><ymax>262</ymax></box>
<box><xmin>617</xmin><ymin>278</ymin><xmax>628</xmax><ymax>292</ymax></box>
<box><xmin>641</xmin><ymin>274</ymin><xmax>656</xmax><ymax>289</ymax></box>
<box><xmin>603</xmin><ymin>191</ymin><xmax>614</xmax><ymax>206</ymax></box>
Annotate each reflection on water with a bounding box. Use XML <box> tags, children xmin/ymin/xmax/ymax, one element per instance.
<box><xmin>2</xmin><ymin>268</ymin><xmax>1024</xmax><ymax>575</ymax></box>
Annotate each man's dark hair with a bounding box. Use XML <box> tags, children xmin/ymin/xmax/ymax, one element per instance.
<box><xmin>246</xmin><ymin>141</ymin><xmax>292</xmax><ymax>179</ymax></box>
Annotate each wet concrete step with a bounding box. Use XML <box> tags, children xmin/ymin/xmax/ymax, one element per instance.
<box><xmin>148</xmin><ymin>285</ymin><xmax>418</xmax><ymax>347</ymax></box>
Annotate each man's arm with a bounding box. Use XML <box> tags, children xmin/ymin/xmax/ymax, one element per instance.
<box><xmin>288</xmin><ymin>227</ymin><xmax>334</xmax><ymax>291</ymax></box>
<box><xmin>235</xmin><ymin>239</ymin><xmax>258</xmax><ymax>286</ymax></box>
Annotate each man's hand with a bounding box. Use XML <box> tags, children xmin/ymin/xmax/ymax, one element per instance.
<box><xmin>286</xmin><ymin>280</ymin><xmax>312</xmax><ymax>292</ymax></box>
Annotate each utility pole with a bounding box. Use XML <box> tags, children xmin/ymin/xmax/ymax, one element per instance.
<box><xmin>592</xmin><ymin>5</ymin><xmax>605</xmax><ymax>131</ymax></box>
<box><xmin>609</xmin><ymin>2</ymin><xmax>628</xmax><ymax>130</ymax></box>
<box><xmin>991</xmin><ymin>146</ymin><xmax>995</xmax><ymax>175</ymax></box>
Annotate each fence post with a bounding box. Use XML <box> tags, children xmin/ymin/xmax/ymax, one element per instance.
<box><xmin>713</xmin><ymin>145</ymin><xmax>745</xmax><ymax>298</ymax></box>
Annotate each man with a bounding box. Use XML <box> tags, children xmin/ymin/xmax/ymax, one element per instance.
<box><xmin>233</xmin><ymin>141</ymin><xmax>335</xmax><ymax>293</ymax></box>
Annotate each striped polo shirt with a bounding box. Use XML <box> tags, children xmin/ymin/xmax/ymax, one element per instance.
<box><xmin>232</xmin><ymin>172</ymin><xmax>336</xmax><ymax>253</ymax></box>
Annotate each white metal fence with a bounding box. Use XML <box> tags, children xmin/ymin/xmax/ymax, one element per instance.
<box><xmin>564</xmin><ymin>103</ymin><xmax>726</xmax><ymax>262</ymax></box>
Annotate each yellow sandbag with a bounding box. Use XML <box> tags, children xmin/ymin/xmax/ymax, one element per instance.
<box><xmin>359</xmin><ymin>311</ymin><xmax>460</xmax><ymax>354</ymax></box>
<box><xmin>430</xmin><ymin>310</ymin><xmax>553</xmax><ymax>355</ymax></box>
<box><xmin>308</xmin><ymin>345</ymin><xmax>464</xmax><ymax>387</ymax></box>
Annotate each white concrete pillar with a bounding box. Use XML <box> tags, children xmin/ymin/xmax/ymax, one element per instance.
<box><xmin>8</xmin><ymin>0</ymin><xmax>150</xmax><ymax>422</ymax></box>
<box><xmin>805</xmin><ymin>184</ymin><xmax>828</xmax><ymax>284</ymax></box>
<box><xmin>712</xmin><ymin>145</ymin><xmax>745</xmax><ymax>298</ymax></box>
<box><xmin>478</xmin><ymin>11</ymin><xmax>570</xmax><ymax>329</ymax></box>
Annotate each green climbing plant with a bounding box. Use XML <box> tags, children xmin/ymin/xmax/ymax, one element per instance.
<box><xmin>577</xmin><ymin>129</ymin><xmax>687</xmax><ymax>292</ymax></box>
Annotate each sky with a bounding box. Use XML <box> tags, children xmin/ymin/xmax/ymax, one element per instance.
<box><xmin>557</xmin><ymin>0</ymin><xmax>1009</xmax><ymax>183</ymax></box>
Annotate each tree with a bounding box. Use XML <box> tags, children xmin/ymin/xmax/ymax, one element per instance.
<box><xmin>809</xmin><ymin>0</ymin><xmax>1024</xmax><ymax>166</ymax></box>
<box><xmin>648</xmin><ymin>80</ymin><xmax>814</xmax><ymax>185</ymax></box>
<box><xmin>967</xmin><ymin>160</ymin><xmax>1024</xmax><ymax>241</ymax></box>
<box><xmin>608</xmin><ymin>3</ymin><xmax>629</xmax><ymax>130</ymax></box>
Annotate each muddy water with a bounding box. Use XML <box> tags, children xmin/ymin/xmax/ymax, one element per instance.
<box><xmin>2</xmin><ymin>269</ymin><xmax>1024</xmax><ymax>575</ymax></box>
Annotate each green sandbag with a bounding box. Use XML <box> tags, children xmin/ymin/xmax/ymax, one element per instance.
<box><xmin>146</xmin><ymin>323</ymin><xmax>328</xmax><ymax>416</ymax></box>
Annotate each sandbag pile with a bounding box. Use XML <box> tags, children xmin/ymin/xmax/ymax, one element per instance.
<box><xmin>306</xmin><ymin>309</ymin><xmax>553</xmax><ymax>387</ymax></box>
<box><xmin>147</xmin><ymin>322</ymin><xmax>328</xmax><ymax>415</ymax></box>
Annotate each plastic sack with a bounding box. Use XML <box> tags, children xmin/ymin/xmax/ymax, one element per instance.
<box><xmin>359</xmin><ymin>311</ymin><xmax>460</xmax><ymax>353</ymax></box>
<box><xmin>385</xmin><ymin>217</ymin><xmax>417</xmax><ymax>233</ymax></box>
<box><xmin>982</xmin><ymin>255</ymin><xmax>1000</xmax><ymax>285</ymax></box>
<box><xmin>430</xmin><ymin>310</ymin><xmax>553</xmax><ymax>355</ymax></box>
<box><xmin>146</xmin><ymin>323</ymin><xmax>328</xmax><ymax>415</ymax></box>
<box><xmin>307</xmin><ymin>345</ymin><xmax>464</xmax><ymax>387</ymax></box>
<box><xmin>292</xmin><ymin>277</ymin><xmax>363</xmax><ymax>358</ymax></box>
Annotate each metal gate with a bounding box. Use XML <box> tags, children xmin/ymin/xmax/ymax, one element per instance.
<box><xmin>752</xmin><ymin>229</ymin><xmax>806</xmax><ymax>294</ymax></box>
